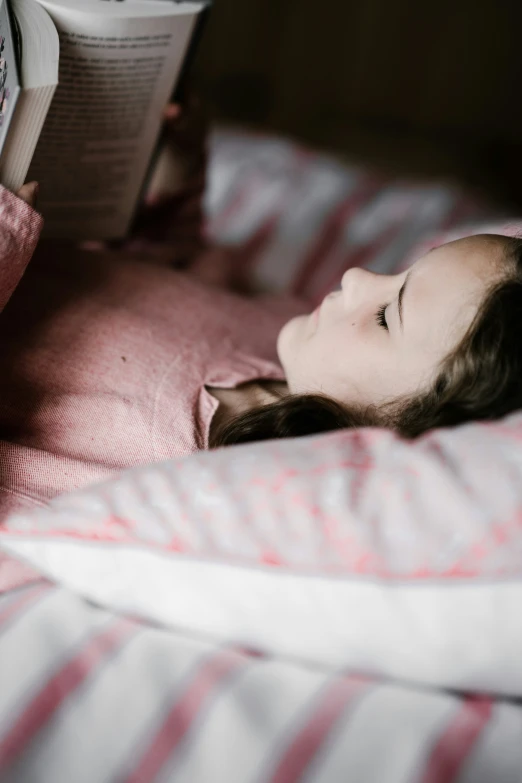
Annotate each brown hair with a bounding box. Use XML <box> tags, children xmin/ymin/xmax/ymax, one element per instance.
<box><xmin>209</xmin><ymin>235</ymin><xmax>522</xmax><ymax>449</ymax></box>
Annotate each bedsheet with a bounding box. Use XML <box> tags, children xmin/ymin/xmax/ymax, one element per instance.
<box><xmin>0</xmin><ymin>127</ymin><xmax>520</xmax><ymax>782</ymax></box>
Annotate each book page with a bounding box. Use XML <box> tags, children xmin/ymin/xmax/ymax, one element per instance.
<box><xmin>27</xmin><ymin>5</ymin><xmax>200</xmax><ymax>240</ymax></box>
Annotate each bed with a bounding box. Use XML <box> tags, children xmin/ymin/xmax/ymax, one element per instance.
<box><xmin>0</xmin><ymin>124</ymin><xmax>521</xmax><ymax>783</ymax></box>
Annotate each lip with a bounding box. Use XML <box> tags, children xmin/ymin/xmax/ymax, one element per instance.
<box><xmin>312</xmin><ymin>292</ymin><xmax>336</xmax><ymax>322</ymax></box>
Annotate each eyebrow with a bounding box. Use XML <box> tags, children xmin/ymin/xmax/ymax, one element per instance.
<box><xmin>398</xmin><ymin>271</ymin><xmax>411</xmax><ymax>331</ymax></box>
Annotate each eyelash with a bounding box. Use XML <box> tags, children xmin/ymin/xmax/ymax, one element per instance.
<box><xmin>375</xmin><ymin>304</ymin><xmax>388</xmax><ymax>331</ymax></box>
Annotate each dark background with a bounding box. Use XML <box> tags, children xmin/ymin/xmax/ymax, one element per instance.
<box><xmin>191</xmin><ymin>0</ymin><xmax>522</xmax><ymax>211</ymax></box>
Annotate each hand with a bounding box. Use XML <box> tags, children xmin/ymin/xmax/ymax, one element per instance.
<box><xmin>16</xmin><ymin>181</ymin><xmax>38</xmax><ymax>209</ymax></box>
<box><xmin>144</xmin><ymin>92</ymin><xmax>209</xmax><ymax>206</ymax></box>
<box><xmin>161</xmin><ymin>91</ymin><xmax>209</xmax><ymax>178</ymax></box>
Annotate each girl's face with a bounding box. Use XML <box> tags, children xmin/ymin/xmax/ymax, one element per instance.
<box><xmin>278</xmin><ymin>235</ymin><xmax>505</xmax><ymax>407</ymax></box>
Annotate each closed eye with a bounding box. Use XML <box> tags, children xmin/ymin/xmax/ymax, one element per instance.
<box><xmin>375</xmin><ymin>304</ymin><xmax>388</xmax><ymax>331</ymax></box>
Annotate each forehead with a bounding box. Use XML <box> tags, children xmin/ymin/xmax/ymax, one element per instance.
<box><xmin>424</xmin><ymin>234</ymin><xmax>505</xmax><ymax>273</ymax></box>
<box><xmin>405</xmin><ymin>236</ymin><xmax>505</xmax><ymax>347</ymax></box>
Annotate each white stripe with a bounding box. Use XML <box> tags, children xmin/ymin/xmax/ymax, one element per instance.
<box><xmin>457</xmin><ymin>701</ymin><xmax>522</xmax><ymax>783</ymax></box>
<box><xmin>312</xmin><ymin>683</ymin><xmax>455</xmax><ymax>783</ymax></box>
<box><xmin>363</xmin><ymin>189</ymin><xmax>457</xmax><ymax>275</ymax></box>
<box><xmin>162</xmin><ymin>655</ymin><xmax>329</xmax><ymax>783</ymax></box>
<box><xmin>17</xmin><ymin>628</ymin><xmax>216</xmax><ymax>783</ymax></box>
<box><xmin>253</xmin><ymin>168</ymin><xmax>359</xmax><ymax>293</ymax></box>
<box><xmin>3</xmin><ymin>538</ymin><xmax>521</xmax><ymax>696</ymax></box>
<box><xmin>215</xmin><ymin>179</ymin><xmax>286</xmax><ymax>245</ymax></box>
<box><xmin>206</xmin><ymin>130</ymin><xmax>299</xmax><ymax>244</ymax></box>
<box><xmin>0</xmin><ymin>588</ymin><xmax>112</xmax><ymax>737</ymax></box>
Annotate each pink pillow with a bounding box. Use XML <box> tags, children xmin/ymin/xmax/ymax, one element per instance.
<box><xmin>0</xmin><ymin>184</ymin><xmax>44</xmax><ymax>312</ymax></box>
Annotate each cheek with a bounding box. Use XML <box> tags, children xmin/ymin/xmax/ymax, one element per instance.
<box><xmin>277</xmin><ymin>316</ymin><xmax>327</xmax><ymax>392</ymax></box>
<box><xmin>278</xmin><ymin>311</ymin><xmax>375</xmax><ymax>392</ymax></box>
<box><xmin>305</xmin><ymin>324</ymin><xmax>357</xmax><ymax>387</ymax></box>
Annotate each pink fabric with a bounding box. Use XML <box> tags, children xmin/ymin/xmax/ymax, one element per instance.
<box><xmin>0</xmin><ymin>184</ymin><xmax>308</xmax><ymax>522</ymax></box>
<box><xmin>0</xmin><ymin>127</ymin><xmax>508</xmax><ymax>524</ymax></box>
<box><xmin>0</xmin><ymin>190</ymin><xmax>43</xmax><ymax>312</ymax></box>
<box><xmin>0</xmin><ymin>133</ymin><xmax>521</xmax><ymax>780</ymax></box>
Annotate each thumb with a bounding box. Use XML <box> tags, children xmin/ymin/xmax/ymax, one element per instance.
<box><xmin>16</xmin><ymin>181</ymin><xmax>39</xmax><ymax>208</ymax></box>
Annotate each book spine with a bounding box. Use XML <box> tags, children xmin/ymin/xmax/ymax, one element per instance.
<box><xmin>171</xmin><ymin>3</ymin><xmax>211</xmax><ymax>104</ymax></box>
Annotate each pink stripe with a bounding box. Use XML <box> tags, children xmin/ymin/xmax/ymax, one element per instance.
<box><xmin>291</xmin><ymin>178</ymin><xmax>384</xmax><ymax>297</ymax></box>
<box><xmin>123</xmin><ymin>647</ymin><xmax>247</xmax><ymax>783</ymax></box>
<box><xmin>419</xmin><ymin>696</ymin><xmax>493</xmax><ymax>783</ymax></box>
<box><xmin>268</xmin><ymin>675</ymin><xmax>370</xmax><ymax>783</ymax></box>
<box><xmin>0</xmin><ymin>617</ymin><xmax>137</xmax><ymax>770</ymax></box>
<box><xmin>0</xmin><ymin>552</ymin><xmax>45</xmax><ymax>594</ymax></box>
<box><xmin>0</xmin><ymin>582</ymin><xmax>52</xmax><ymax>634</ymax></box>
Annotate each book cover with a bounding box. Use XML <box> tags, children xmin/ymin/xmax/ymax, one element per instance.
<box><xmin>0</xmin><ymin>0</ymin><xmax>20</xmax><ymax>151</ymax></box>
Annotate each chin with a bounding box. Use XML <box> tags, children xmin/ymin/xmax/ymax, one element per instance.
<box><xmin>276</xmin><ymin>322</ymin><xmax>288</xmax><ymax>367</ymax></box>
<box><xmin>276</xmin><ymin>314</ymin><xmax>307</xmax><ymax>367</ymax></box>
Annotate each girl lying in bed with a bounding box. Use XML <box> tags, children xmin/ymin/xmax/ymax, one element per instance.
<box><xmin>1</xmin><ymin>97</ymin><xmax>521</xmax><ymax>520</ymax></box>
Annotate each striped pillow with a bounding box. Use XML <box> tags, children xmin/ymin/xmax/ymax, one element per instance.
<box><xmin>1</xmin><ymin>411</ymin><xmax>521</xmax><ymax>698</ymax></box>
<box><xmin>203</xmin><ymin>126</ymin><xmax>508</xmax><ymax>304</ymax></box>
<box><xmin>1</xmin><ymin>411</ymin><xmax>522</xmax><ymax>779</ymax></box>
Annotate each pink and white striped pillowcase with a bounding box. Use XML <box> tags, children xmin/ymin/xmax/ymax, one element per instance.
<box><xmin>202</xmin><ymin>127</ymin><xmax>505</xmax><ymax>304</ymax></box>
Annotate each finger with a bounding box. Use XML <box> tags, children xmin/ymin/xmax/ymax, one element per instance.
<box><xmin>16</xmin><ymin>181</ymin><xmax>38</xmax><ymax>207</ymax></box>
<box><xmin>164</xmin><ymin>103</ymin><xmax>182</xmax><ymax>121</ymax></box>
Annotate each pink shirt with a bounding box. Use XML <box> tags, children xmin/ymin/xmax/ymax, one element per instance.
<box><xmin>0</xmin><ymin>184</ymin><xmax>308</xmax><ymax>522</ymax></box>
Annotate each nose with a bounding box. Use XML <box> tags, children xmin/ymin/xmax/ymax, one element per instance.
<box><xmin>340</xmin><ymin>267</ymin><xmax>381</xmax><ymax>300</ymax></box>
<box><xmin>340</xmin><ymin>267</ymin><xmax>397</xmax><ymax>311</ymax></box>
<box><xmin>341</xmin><ymin>266</ymin><xmax>377</xmax><ymax>288</ymax></box>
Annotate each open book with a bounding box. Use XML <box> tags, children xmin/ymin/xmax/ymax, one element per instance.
<box><xmin>0</xmin><ymin>0</ymin><xmax>210</xmax><ymax>240</ymax></box>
